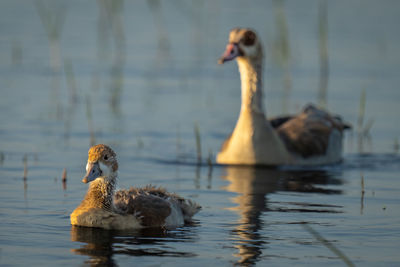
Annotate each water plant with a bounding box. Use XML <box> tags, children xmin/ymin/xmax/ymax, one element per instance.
<box><xmin>85</xmin><ymin>95</ymin><xmax>96</xmax><ymax>146</ymax></box>
<box><xmin>194</xmin><ymin>122</ymin><xmax>202</xmax><ymax>165</ymax></box>
<box><xmin>303</xmin><ymin>223</ymin><xmax>355</xmax><ymax>267</ymax></box>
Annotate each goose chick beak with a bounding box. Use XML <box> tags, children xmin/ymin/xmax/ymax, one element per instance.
<box><xmin>82</xmin><ymin>162</ymin><xmax>102</xmax><ymax>183</ymax></box>
<box><xmin>218</xmin><ymin>43</ymin><xmax>240</xmax><ymax>64</ymax></box>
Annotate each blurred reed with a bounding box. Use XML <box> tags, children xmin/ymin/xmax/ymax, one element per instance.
<box><xmin>272</xmin><ymin>0</ymin><xmax>292</xmax><ymax>113</ymax></box>
<box><xmin>64</xmin><ymin>60</ymin><xmax>78</xmax><ymax>104</ymax></box>
<box><xmin>360</xmin><ymin>174</ymin><xmax>365</xmax><ymax>215</ymax></box>
<box><xmin>195</xmin><ymin>166</ymin><xmax>200</xmax><ymax>189</ymax></box>
<box><xmin>303</xmin><ymin>223</ymin><xmax>355</xmax><ymax>267</ymax></box>
<box><xmin>394</xmin><ymin>137</ymin><xmax>399</xmax><ymax>154</ymax></box>
<box><xmin>35</xmin><ymin>0</ymin><xmax>67</xmax><ymax>122</ymax></box>
<box><xmin>207</xmin><ymin>149</ymin><xmax>213</xmax><ymax>189</ymax></box>
<box><xmin>109</xmin><ymin>63</ymin><xmax>124</xmax><ymax>115</ymax></box>
<box><xmin>85</xmin><ymin>95</ymin><xmax>96</xmax><ymax>146</ymax></box>
<box><xmin>96</xmin><ymin>0</ymin><xmax>126</xmax><ymax>115</ymax></box>
<box><xmin>11</xmin><ymin>39</ymin><xmax>23</xmax><ymax>66</ymax></box>
<box><xmin>194</xmin><ymin>122</ymin><xmax>202</xmax><ymax>165</ymax></box>
<box><xmin>357</xmin><ymin>89</ymin><xmax>374</xmax><ymax>153</ymax></box>
<box><xmin>357</xmin><ymin>89</ymin><xmax>366</xmax><ymax>133</ymax></box>
<box><xmin>136</xmin><ymin>138</ymin><xmax>144</xmax><ymax>149</ymax></box>
<box><xmin>23</xmin><ymin>154</ymin><xmax>28</xmax><ymax>181</ymax></box>
<box><xmin>147</xmin><ymin>0</ymin><xmax>171</xmax><ymax>64</ymax></box>
<box><xmin>207</xmin><ymin>149</ymin><xmax>213</xmax><ymax>167</ymax></box>
<box><xmin>35</xmin><ymin>0</ymin><xmax>66</xmax><ymax>73</ymax></box>
<box><xmin>176</xmin><ymin>126</ymin><xmax>182</xmax><ymax>162</ymax></box>
<box><xmin>63</xmin><ymin>60</ymin><xmax>79</xmax><ymax>142</ymax></box>
<box><xmin>0</xmin><ymin>151</ymin><xmax>4</xmax><ymax>165</ymax></box>
<box><xmin>62</xmin><ymin>168</ymin><xmax>67</xmax><ymax>191</ymax></box>
<box><xmin>22</xmin><ymin>154</ymin><xmax>28</xmax><ymax>201</ymax></box>
<box><xmin>317</xmin><ymin>0</ymin><xmax>329</xmax><ymax>107</ymax></box>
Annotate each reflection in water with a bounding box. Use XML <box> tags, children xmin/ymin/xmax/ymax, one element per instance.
<box><xmin>62</xmin><ymin>168</ymin><xmax>67</xmax><ymax>191</ymax></box>
<box><xmin>23</xmin><ymin>155</ymin><xmax>28</xmax><ymax>205</ymax></box>
<box><xmin>70</xmin><ymin>225</ymin><xmax>198</xmax><ymax>266</ymax></box>
<box><xmin>71</xmin><ymin>226</ymin><xmax>117</xmax><ymax>266</ymax></box>
<box><xmin>221</xmin><ymin>166</ymin><xmax>343</xmax><ymax>266</ymax></box>
<box><xmin>356</xmin><ymin>88</ymin><xmax>374</xmax><ymax>154</ymax></box>
<box><xmin>360</xmin><ymin>173</ymin><xmax>365</xmax><ymax>215</ymax></box>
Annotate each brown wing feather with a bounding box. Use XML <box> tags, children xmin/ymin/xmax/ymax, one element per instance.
<box><xmin>129</xmin><ymin>194</ymin><xmax>171</xmax><ymax>227</ymax></box>
<box><xmin>276</xmin><ymin>104</ymin><xmax>350</xmax><ymax>158</ymax></box>
<box><xmin>268</xmin><ymin>115</ymin><xmax>294</xmax><ymax>129</ymax></box>
<box><xmin>114</xmin><ymin>186</ymin><xmax>172</xmax><ymax>227</ymax></box>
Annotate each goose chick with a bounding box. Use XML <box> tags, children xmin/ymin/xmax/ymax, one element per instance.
<box><xmin>70</xmin><ymin>144</ymin><xmax>200</xmax><ymax>230</ymax></box>
<box><xmin>217</xmin><ymin>28</ymin><xmax>350</xmax><ymax>166</ymax></box>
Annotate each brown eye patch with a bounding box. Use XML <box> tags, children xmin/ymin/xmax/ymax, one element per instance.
<box><xmin>242</xmin><ymin>30</ymin><xmax>256</xmax><ymax>46</ymax></box>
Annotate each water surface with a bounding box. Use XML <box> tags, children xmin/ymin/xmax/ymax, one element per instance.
<box><xmin>1</xmin><ymin>1</ymin><xmax>400</xmax><ymax>266</ymax></box>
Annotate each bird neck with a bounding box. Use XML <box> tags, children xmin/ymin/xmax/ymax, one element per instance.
<box><xmin>223</xmin><ymin>56</ymin><xmax>291</xmax><ymax>165</ymax></box>
<box><xmin>237</xmin><ymin>57</ymin><xmax>264</xmax><ymax>115</ymax></box>
<box><xmin>82</xmin><ymin>175</ymin><xmax>117</xmax><ymax>211</ymax></box>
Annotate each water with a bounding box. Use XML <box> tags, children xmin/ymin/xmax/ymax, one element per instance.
<box><xmin>1</xmin><ymin>0</ymin><xmax>400</xmax><ymax>266</ymax></box>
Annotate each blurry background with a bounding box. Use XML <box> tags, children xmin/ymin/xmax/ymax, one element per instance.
<box><xmin>1</xmin><ymin>0</ymin><xmax>399</xmax><ymax>161</ymax></box>
<box><xmin>0</xmin><ymin>0</ymin><xmax>399</xmax><ymax>266</ymax></box>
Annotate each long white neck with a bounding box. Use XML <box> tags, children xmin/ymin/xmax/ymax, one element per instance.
<box><xmin>217</xmin><ymin>55</ymin><xmax>291</xmax><ymax>165</ymax></box>
<box><xmin>237</xmin><ymin>57</ymin><xmax>264</xmax><ymax>114</ymax></box>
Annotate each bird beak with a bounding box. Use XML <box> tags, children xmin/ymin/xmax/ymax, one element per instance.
<box><xmin>218</xmin><ymin>43</ymin><xmax>240</xmax><ymax>64</ymax></box>
<box><xmin>82</xmin><ymin>162</ymin><xmax>102</xmax><ymax>183</ymax></box>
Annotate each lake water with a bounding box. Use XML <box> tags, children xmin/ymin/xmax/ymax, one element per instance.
<box><xmin>1</xmin><ymin>1</ymin><xmax>400</xmax><ymax>266</ymax></box>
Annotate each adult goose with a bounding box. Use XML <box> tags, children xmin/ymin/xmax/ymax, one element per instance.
<box><xmin>71</xmin><ymin>144</ymin><xmax>200</xmax><ymax>230</ymax></box>
<box><xmin>217</xmin><ymin>28</ymin><xmax>350</xmax><ymax>166</ymax></box>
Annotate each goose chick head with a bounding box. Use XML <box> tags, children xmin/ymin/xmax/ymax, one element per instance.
<box><xmin>218</xmin><ymin>28</ymin><xmax>262</xmax><ymax>64</ymax></box>
<box><xmin>82</xmin><ymin>144</ymin><xmax>118</xmax><ymax>184</ymax></box>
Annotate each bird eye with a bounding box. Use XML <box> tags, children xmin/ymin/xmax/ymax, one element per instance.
<box><xmin>243</xmin><ymin>31</ymin><xmax>256</xmax><ymax>46</ymax></box>
<box><xmin>103</xmin><ymin>155</ymin><xmax>108</xmax><ymax>160</ymax></box>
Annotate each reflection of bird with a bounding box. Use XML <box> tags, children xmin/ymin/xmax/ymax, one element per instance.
<box><xmin>222</xmin><ymin>167</ymin><xmax>282</xmax><ymax>266</ymax></box>
<box><xmin>70</xmin><ymin>144</ymin><xmax>200</xmax><ymax>230</ymax></box>
<box><xmin>222</xmin><ymin>166</ymin><xmax>343</xmax><ymax>265</ymax></box>
<box><xmin>70</xmin><ymin>226</ymin><xmax>116</xmax><ymax>266</ymax></box>
<box><xmin>217</xmin><ymin>28</ymin><xmax>350</xmax><ymax>166</ymax></box>
<box><xmin>70</xmin><ymin>225</ymin><xmax>198</xmax><ymax>265</ymax></box>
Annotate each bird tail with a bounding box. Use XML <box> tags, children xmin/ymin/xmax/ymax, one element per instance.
<box><xmin>181</xmin><ymin>199</ymin><xmax>201</xmax><ymax>222</ymax></box>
